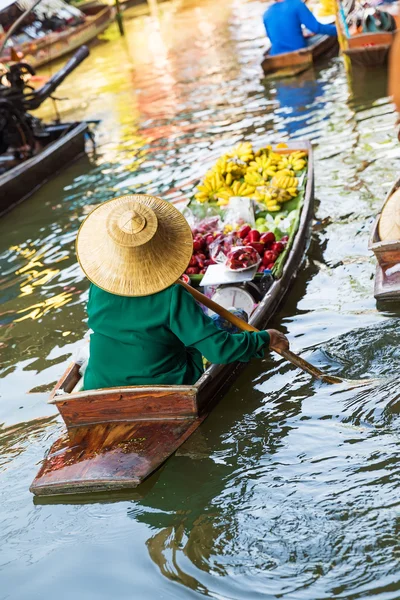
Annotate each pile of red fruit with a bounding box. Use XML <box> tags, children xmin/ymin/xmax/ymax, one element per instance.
<box><xmin>185</xmin><ymin>223</ymin><xmax>288</xmax><ymax>277</ymax></box>
<box><xmin>226</xmin><ymin>246</ymin><xmax>260</xmax><ymax>271</ymax></box>
<box><xmin>185</xmin><ymin>229</ymin><xmax>220</xmax><ymax>276</ymax></box>
<box><xmin>236</xmin><ymin>224</ymin><xmax>288</xmax><ymax>272</ymax></box>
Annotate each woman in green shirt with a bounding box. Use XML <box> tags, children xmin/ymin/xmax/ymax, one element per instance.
<box><xmin>76</xmin><ymin>195</ymin><xmax>289</xmax><ymax>390</ymax></box>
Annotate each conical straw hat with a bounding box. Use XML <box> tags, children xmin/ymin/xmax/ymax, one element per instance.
<box><xmin>76</xmin><ymin>195</ymin><xmax>193</xmax><ymax>296</ymax></box>
<box><xmin>379</xmin><ymin>187</ymin><xmax>400</xmax><ymax>242</ymax></box>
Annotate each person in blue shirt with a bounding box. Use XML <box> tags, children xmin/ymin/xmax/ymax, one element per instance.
<box><xmin>263</xmin><ymin>0</ymin><xmax>337</xmax><ymax>56</ymax></box>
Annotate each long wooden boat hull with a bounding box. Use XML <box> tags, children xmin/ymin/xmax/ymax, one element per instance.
<box><xmin>261</xmin><ymin>35</ymin><xmax>338</xmax><ymax>78</ymax></box>
<box><xmin>1</xmin><ymin>6</ymin><xmax>113</xmax><ymax>68</ymax></box>
<box><xmin>342</xmin><ymin>34</ymin><xmax>393</xmax><ymax>67</ymax></box>
<box><xmin>369</xmin><ymin>178</ymin><xmax>400</xmax><ymax>301</ymax></box>
<box><xmin>0</xmin><ymin>122</ymin><xmax>88</xmax><ymax>217</ymax></box>
<box><xmin>336</xmin><ymin>1</ymin><xmax>399</xmax><ymax>68</ymax></box>
<box><xmin>374</xmin><ymin>264</ymin><xmax>400</xmax><ymax>301</ymax></box>
<box><xmin>30</xmin><ymin>140</ymin><xmax>315</xmax><ymax>497</ymax></box>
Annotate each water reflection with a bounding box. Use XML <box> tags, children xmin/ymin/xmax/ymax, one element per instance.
<box><xmin>267</xmin><ymin>68</ymin><xmax>327</xmax><ymax>137</ymax></box>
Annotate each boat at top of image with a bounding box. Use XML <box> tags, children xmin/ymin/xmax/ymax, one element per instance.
<box><xmin>369</xmin><ymin>175</ymin><xmax>400</xmax><ymax>302</ymax></box>
<box><xmin>0</xmin><ymin>44</ymin><xmax>92</xmax><ymax>216</ymax></box>
<box><xmin>261</xmin><ymin>33</ymin><xmax>338</xmax><ymax>78</ymax></box>
<box><xmin>30</xmin><ymin>140</ymin><xmax>315</xmax><ymax>497</ymax></box>
<box><xmin>0</xmin><ymin>0</ymin><xmax>114</xmax><ymax>68</ymax></box>
<box><xmin>336</xmin><ymin>0</ymin><xmax>400</xmax><ymax>68</ymax></box>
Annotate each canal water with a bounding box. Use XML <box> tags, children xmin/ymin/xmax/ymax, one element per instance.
<box><xmin>1</xmin><ymin>0</ymin><xmax>400</xmax><ymax>598</ymax></box>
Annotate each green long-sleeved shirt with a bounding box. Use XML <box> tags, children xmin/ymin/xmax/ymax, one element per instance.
<box><xmin>83</xmin><ymin>283</ymin><xmax>270</xmax><ymax>390</ymax></box>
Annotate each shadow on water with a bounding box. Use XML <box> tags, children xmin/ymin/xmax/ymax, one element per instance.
<box><xmin>2</xmin><ymin>0</ymin><xmax>400</xmax><ymax>598</ymax></box>
<box><xmin>347</xmin><ymin>65</ymin><xmax>389</xmax><ymax>109</ymax></box>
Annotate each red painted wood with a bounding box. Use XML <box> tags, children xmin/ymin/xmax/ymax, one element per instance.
<box><xmin>30</xmin><ymin>419</ymin><xmax>204</xmax><ymax>496</ymax></box>
<box><xmin>374</xmin><ymin>264</ymin><xmax>400</xmax><ymax>301</ymax></box>
<box><xmin>55</xmin><ymin>387</ymin><xmax>198</xmax><ymax>427</ymax></box>
<box><xmin>370</xmin><ymin>176</ymin><xmax>400</xmax><ymax>300</ymax></box>
<box><xmin>346</xmin><ymin>32</ymin><xmax>393</xmax><ymax>48</ymax></box>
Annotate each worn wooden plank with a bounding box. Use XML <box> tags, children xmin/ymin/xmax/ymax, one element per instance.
<box><xmin>30</xmin><ymin>418</ymin><xmax>205</xmax><ymax>496</ymax></box>
<box><xmin>261</xmin><ymin>35</ymin><xmax>337</xmax><ymax>76</ymax></box>
<box><xmin>54</xmin><ymin>386</ymin><xmax>198</xmax><ymax>427</ymax></box>
<box><xmin>346</xmin><ymin>32</ymin><xmax>393</xmax><ymax>49</ymax></box>
<box><xmin>49</xmin><ymin>363</ymin><xmax>81</xmax><ymax>399</ymax></box>
<box><xmin>374</xmin><ymin>264</ymin><xmax>400</xmax><ymax>301</ymax></box>
<box><xmin>370</xmin><ymin>175</ymin><xmax>400</xmax><ymax>301</ymax></box>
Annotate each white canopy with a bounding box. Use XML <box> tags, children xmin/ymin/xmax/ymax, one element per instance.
<box><xmin>0</xmin><ymin>0</ymin><xmax>17</xmax><ymax>10</ymax></box>
<box><xmin>0</xmin><ymin>0</ymin><xmax>82</xmax><ymax>17</ymax></box>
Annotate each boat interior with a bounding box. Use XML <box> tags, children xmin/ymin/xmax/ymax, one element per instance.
<box><xmin>339</xmin><ymin>0</ymin><xmax>400</xmax><ymax>41</ymax></box>
<box><xmin>0</xmin><ymin>122</ymin><xmax>80</xmax><ymax>175</ymax></box>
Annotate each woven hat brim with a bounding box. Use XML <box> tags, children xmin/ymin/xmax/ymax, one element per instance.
<box><xmin>379</xmin><ymin>187</ymin><xmax>400</xmax><ymax>242</ymax></box>
<box><xmin>76</xmin><ymin>195</ymin><xmax>193</xmax><ymax>296</ymax></box>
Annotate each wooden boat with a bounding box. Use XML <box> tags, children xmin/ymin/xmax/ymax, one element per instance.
<box><xmin>0</xmin><ymin>4</ymin><xmax>114</xmax><ymax>69</ymax></box>
<box><xmin>0</xmin><ymin>121</ymin><xmax>88</xmax><ymax>216</ymax></box>
<box><xmin>261</xmin><ymin>35</ymin><xmax>338</xmax><ymax>78</ymax></box>
<box><xmin>30</xmin><ymin>140</ymin><xmax>315</xmax><ymax>497</ymax></box>
<box><xmin>369</xmin><ymin>176</ymin><xmax>400</xmax><ymax>301</ymax></box>
<box><xmin>0</xmin><ymin>47</ymin><xmax>91</xmax><ymax>215</ymax></box>
<box><xmin>336</xmin><ymin>1</ymin><xmax>400</xmax><ymax>67</ymax></box>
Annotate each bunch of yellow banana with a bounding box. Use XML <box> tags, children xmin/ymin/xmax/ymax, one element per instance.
<box><xmin>266</xmin><ymin>187</ymin><xmax>292</xmax><ymax>204</ymax></box>
<box><xmin>276</xmin><ymin>189</ymin><xmax>293</xmax><ymax>203</ymax></box>
<box><xmin>248</xmin><ymin>154</ymin><xmax>271</xmax><ymax>171</ymax></box>
<box><xmin>269</xmin><ymin>149</ymin><xmax>308</xmax><ymax>173</ymax></box>
<box><xmin>244</xmin><ymin>169</ymin><xmax>267</xmax><ymax>187</ymax></box>
<box><xmin>254</xmin><ymin>188</ymin><xmax>281</xmax><ymax>212</ymax></box>
<box><xmin>271</xmin><ymin>150</ymin><xmax>285</xmax><ymax>163</ymax></box>
<box><xmin>195</xmin><ymin>172</ymin><xmax>227</xmax><ymax>203</ymax></box>
<box><xmin>254</xmin><ymin>145</ymin><xmax>272</xmax><ymax>157</ymax></box>
<box><xmin>254</xmin><ymin>187</ymin><xmax>272</xmax><ymax>202</ymax></box>
<box><xmin>271</xmin><ymin>173</ymin><xmax>298</xmax><ymax>188</ymax></box>
<box><xmin>274</xmin><ymin>168</ymin><xmax>295</xmax><ymax>178</ymax></box>
<box><xmin>271</xmin><ymin>173</ymin><xmax>299</xmax><ymax>199</ymax></box>
<box><xmin>217</xmin><ymin>180</ymin><xmax>256</xmax><ymax>205</ymax></box>
<box><xmin>226</xmin><ymin>142</ymin><xmax>254</xmax><ymax>164</ymax></box>
<box><xmin>214</xmin><ymin>155</ymin><xmax>246</xmax><ymax>181</ymax></box>
<box><xmin>276</xmin><ymin>155</ymin><xmax>291</xmax><ymax>171</ymax></box>
<box><xmin>247</xmin><ymin>155</ymin><xmax>278</xmax><ymax>179</ymax></box>
<box><xmin>194</xmin><ymin>143</ymin><xmax>307</xmax><ymax>205</ymax></box>
<box><xmin>287</xmin><ymin>150</ymin><xmax>307</xmax><ymax>172</ymax></box>
<box><xmin>265</xmin><ymin>203</ymin><xmax>281</xmax><ymax>212</ymax></box>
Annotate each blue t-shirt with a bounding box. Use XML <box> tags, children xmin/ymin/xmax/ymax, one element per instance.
<box><xmin>263</xmin><ymin>0</ymin><xmax>337</xmax><ymax>56</ymax></box>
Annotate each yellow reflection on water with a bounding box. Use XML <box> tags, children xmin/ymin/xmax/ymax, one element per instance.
<box><xmin>2</xmin><ymin>243</ymin><xmax>74</xmax><ymax>322</ymax></box>
<box><xmin>9</xmin><ymin>243</ymin><xmax>66</xmax><ymax>298</ymax></box>
<box><xmin>14</xmin><ymin>291</ymin><xmax>74</xmax><ymax>322</ymax></box>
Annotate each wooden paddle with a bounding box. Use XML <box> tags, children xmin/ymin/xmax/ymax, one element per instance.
<box><xmin>178</xmin><ymin>279</ymin><xmax>344</xmax><ymax>385</ymax></box>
